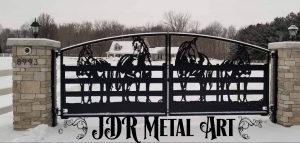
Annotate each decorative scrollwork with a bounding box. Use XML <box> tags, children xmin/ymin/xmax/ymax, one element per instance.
<box><xmin>63</xmin><ymin>118</ymin><xmax>88</xmax><ymax>140</ymax></box>
<box><xmin>238</xmin><ymin>116</ymin><xmax>262</xmax><ymax>139</ymax></box>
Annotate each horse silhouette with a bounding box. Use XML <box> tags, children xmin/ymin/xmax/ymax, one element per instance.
<box><xmin>217</xmin><ymin>45</ymin><xmax>251</xmax><ymax>102</ymax></box>
<box><xmin>175</xmin><ymin>38</ymin><xmax>213</xmax><ymax>102</ymax></box>
<box><xmin>76</xmin><ymin>44</ymin><xmax>112</xmax><ymax>104</ymax></box>
<box><xmin>115</xmin><ymin>36</ymin><xmax>152</xmax><ymax>102</ymax></box>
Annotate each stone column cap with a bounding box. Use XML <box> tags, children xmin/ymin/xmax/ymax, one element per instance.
<box><xmin>269</xmin><ymin>41</ymin><xmax>300</xmax><ymax>50</ymax></box>
<box><xmin>7</xmin><ymin>38</ymin><xmax>61</xmax><ymax>49</ymax></box>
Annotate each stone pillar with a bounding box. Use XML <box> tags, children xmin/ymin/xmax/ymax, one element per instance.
<box><xmin>7</xmin><ymin>38</ymin><xmax>60</xmax><ymax>130</ymax></box>
<box><xmin>269</xmin><ymin>42</ymin><xmax>300</xmax><ymax>126</ymax></box>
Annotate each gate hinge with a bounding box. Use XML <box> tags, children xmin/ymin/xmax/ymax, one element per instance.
<box><xmin>55</xmin><ymin>52</ymin><xmax>60</xmax><ymax>58</ymax></box>
<box><xmin>55</xmin><ymin>108</ymin><xmax>60</xmax><ymax>115</ymax></box>
<box><xmin>270</xmin><ymin>104</ymin><xmax>276</xmax><ymax>112</ymax></box>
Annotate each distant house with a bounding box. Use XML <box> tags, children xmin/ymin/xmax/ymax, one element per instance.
<box><xmin>106</xmin><ymin>41</ymin><xmax>179</xmax><ymax>61</ymax></box>
<box><xmin>106</xmin><ymin>41</ymin><xmax>133</xmax><ymax>58</ymax></box>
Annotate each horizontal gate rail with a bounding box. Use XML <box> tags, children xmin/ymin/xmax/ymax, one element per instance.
<box><xmin>63</xmin><ymin>65</ymin><xmax>165</xmax><ymax>71</ymax></box>
<box><xmin>63</xmin><ymin>113</ymin><xmax>167</xmax><ymax>117</ymax></box>
<box><xmin>171</xmin><ymin>90</ymin><xmax>265</xmax><ymax>95</ymax></box>
<box><xmin>64</xmin><ymin>78</ymin><xmax>164</xmax><ymax>83</ymax></box>
<box><xmin>63</xmin><ymin>64</ymin><xmax>267</xmax><ymax>71</ymax></box>
<box><xmin>169</xmin><ymin>111</ymin><xmax>268</xmax><ymax>116</ymax></box>
<box><xmin>170</xmin><ymin>64</ymin><xmax>268</xmax><ymax>70</ymax></box>
<box><xmin>65</xmin><ymin>91</ymin><xmax>165</xmax><ymax>97</ymax></box>
<box><xmin>64</xmin><ymin>77</ymin><xmax>266</xmax><ymax>83</ymax></box>
<box><xmin>64</xmin><ymin>90</ymin><xmax>264</xmax><ymax>97</ymax></box>
<box><xmin>170</xmin><ymin>78</ymin><xmax>266</xmax><ymax>83</ymax></box>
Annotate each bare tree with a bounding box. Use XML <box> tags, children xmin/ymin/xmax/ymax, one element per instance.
<box><xmin>0</xmin><ymin>29</ymin><xmax>16</xmax><ymax>53</ymax></box>
<box><xmin>37</xmin><ymin>13</ymin><xmax>57</xmax><ymax>39</ymax></box>
<box><xmin>77</xmin><ymin>22</ymin><xmax>93</xmax><ymax>42</ymax></box>
<box><xmin>201</xmin><ymin>21</ymin><xmax>225</xmax><ymax>36</ymax></box>
<box><xmin>226</xmin><ymin>25</ymin><xmax>237</xmax><ymax>39</ymax></box>
<box><xmin>20</xmin><ymin>23</ymin><xmax>31</xmax><ymax>38</ymax></box>
<box><xmin>189</xmin><ymin>20</ymin><xmax>201</xmax><ymax>33</ymax></box>
<box><xmin>56</xmin><ymin>23</ymin><xmax>80</xmax><ymax>47</ymax></box>
<box><xmin>0</xmin><ymin>24</ymin><xmax>4</xmax><ymax>53</ymax></box>
<box><xmin>94</xmin><ymin>20</ymin><xmax>125</xmax><ymax>37</ymax></box>
<box><xmin>163</xmin><ymin>11</ymin><xmax>191</xmax><ymax>32</ymax></box>
<box><xmin>0</xmin><ymin>24</ymin><xmax>2</xmax><ymax>33</ymax></box>
<box><xmin>199</xmin><ymin>22</ymin><xmax>228</xmax><ymax>59</ymax></box>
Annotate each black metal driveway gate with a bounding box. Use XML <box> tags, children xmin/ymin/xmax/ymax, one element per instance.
<box><xmin>58</xmin><ymin>32</ymin><xmax>270</xmax><ymax>119</ymax></box>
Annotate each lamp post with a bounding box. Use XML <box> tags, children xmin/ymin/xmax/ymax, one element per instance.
<box><xmin>288</xmin><ymin>25</ymin><xmax>298</xmax><ymax>41</ymax></box>
<box><xmin>30</xmin><ymin>18</ymin><xmax>40</xmax><ymax>38</ymax></box>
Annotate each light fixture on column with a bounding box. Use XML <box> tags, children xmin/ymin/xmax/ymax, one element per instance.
<box><xmin>288</xmin><ymin>25</ymin><xmax>298</xmax><ymax>41</ymax></box>
<box><xmin>30</xmin><ymin>18</ymin><xmax>40</xmax><ymax>38</ymax></box>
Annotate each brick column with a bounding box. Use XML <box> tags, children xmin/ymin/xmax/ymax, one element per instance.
<box><xmin>269</xmin><ymin>42</ymin><xmax>300</xmax><ymax>126</ymax></box>
<box><xmin>7</xmin><ymin>38</ymin><xmax>60</xmax><ymax>130</ymax></box>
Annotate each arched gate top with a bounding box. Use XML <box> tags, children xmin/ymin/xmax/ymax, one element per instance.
<box><xmin>60</xmin><ymin>32</ymin><xmax>270</xmax><ymax>53</ymax></box>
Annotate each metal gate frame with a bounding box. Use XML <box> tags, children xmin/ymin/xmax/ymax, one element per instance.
<box><xmin>56</xmin><ymin>32</ymin><xmax>272</xmax><ymax>118</ymax></box>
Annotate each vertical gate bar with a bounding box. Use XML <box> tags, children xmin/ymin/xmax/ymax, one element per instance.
<box><xmin>168</xmin><ymin>35</ymin><xmax>172</xmax><ymax>65</ymax></box>
<box><xmin>60</xmin><ymin>51</ymin><xmax>66</xmax><ymax>118</ymax></box>
<box><xmin>51</xmin><ymin>50</ymin><xmax>57</xmax><ymax>126</ymax></box>
<box><xmin>163</xmin><ymin>34</ymin><xmax>168</xmax><ymax>115</ymax></box>
<box><xmin>264</xmin><ymin>56</ymin><xmax>270</xmax><ymax>116</ymax></box>
<box><xmin>169</xmin><ymin>64</ymin><xmax>173</xmax><ymax>115</ymax></box>
<box><xmin>270</xmin><ymin>51</ymin><xmax>277</xmax><ymax>122</ymax></box>
<box><xmin>166</xmin><ymin>34</ymin><xmax>170</xmax><ymax>115</ymax></box>
<box><xmin>216</xmin><ymin>65</ymin><xmax>220</xmax><ymax>102</ymax></box>
<box><xmin>163</xmin><ymin>61</ymin><xmax>167</xmax><ymax>115</ymax></box>
<box><xmin>165</xmin><ymin>34</ymin><xmax>168</xmax><ymax>66</ymax></box>
<box><xmin>168</xmin><ymin>34</ymin><xmax>172</xmax><ymax>115</ymax></box>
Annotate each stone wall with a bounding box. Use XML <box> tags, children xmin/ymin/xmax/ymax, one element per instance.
<box><xmin>269</xmin><ymin>42</ymin><xmax>300</xmax><ymax>126</ymax></box>
<box><xmin>7</xmin><ymin>38</ymin><xmax>60</xmax><ymax>130</ymax></box>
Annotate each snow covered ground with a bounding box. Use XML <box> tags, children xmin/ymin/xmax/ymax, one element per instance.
<box><xmin>0</xmin><ymin>94</ymin><xmax>12</xmax><ymax>108</ymax></box>
<box><xmin>0</xmin><ymin>57</ymin><xmax>12</xmax><ymax>70</ymax></box>
<box><xmin>0</xmin><ymin>112</ymin><xmax>300</xmax><ymax>142</ymax></box>
<box><xmin>0</xmin><ymin>76</ymin><xmax>12</xmax><ymax>89</ymax></box>
<box><xmin>0</xmin><ymin>56</ymin><xmax>300</xmax><ymax>142</ymax></box>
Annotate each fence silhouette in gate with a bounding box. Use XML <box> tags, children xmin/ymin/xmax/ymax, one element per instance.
<box><xmin>58</xmin><ymin>32</ymin><xmax>270</xmax><ymax>118</ymax></box>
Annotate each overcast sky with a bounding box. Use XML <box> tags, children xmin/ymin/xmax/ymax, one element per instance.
<box><xmin>0</xmin><ymin>0</ymin><xmax>299</xmax><ymax>29</ymax></box>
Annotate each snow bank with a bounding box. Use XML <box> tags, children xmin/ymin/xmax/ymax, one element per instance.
<box><xmin>0</xmin><ymin>94</ymin><xmax>12</xmax><ymax>108</ymax></box>
<box><xmin>11</xmin><ymin>124</ymin><xmax>49</xmax><ymax>142</ymax></box>
<box><xmin>2</xmin><ymin>115</ymin><xmax>300</xmax><ymax>142</ymax></box>
<box><xmin>0</xmin><ymin>76</ymin><xmax>12</xmax><ymax>89</ymax></box>
<box><xmin>0</xmin><ymin>57</ymin><xmax>12</xmax><ymax>70</ymax></box>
